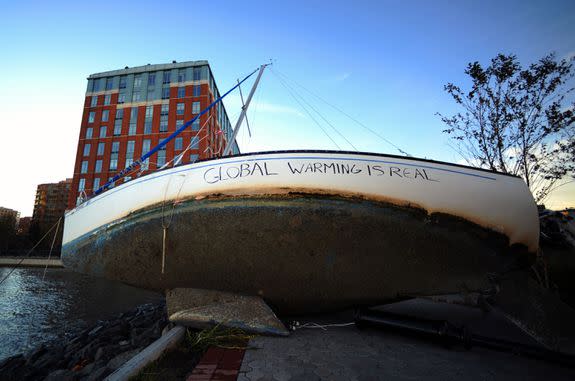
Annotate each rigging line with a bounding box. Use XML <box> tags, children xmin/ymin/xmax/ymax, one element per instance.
<box><xmin>272</xmin><ymin>68</ymin><xmax>358</xmax><ymax>151</ymax></box>
<box><xmin>0</xmin><ymin>219</ymin><xmax>62</xmax><ymax>286</ymax></box>
<box><xmin>271</xmin><ymin>70</ymin><xmax>341</xmax><ymax>150</ymax></box>
<box><xmin>42</xmin><ymin>217</ymin><xmax>61</xmax><ymax>281</ymax></box>
<box><xmin>273</xmin><ymin>69</ymin><xmax>411</xmax><ymax>156</ymax></box>
<box><xmin>162</xmin><ymin>113</ymin><xmax>214</xmax><ymax>169</ymax></box>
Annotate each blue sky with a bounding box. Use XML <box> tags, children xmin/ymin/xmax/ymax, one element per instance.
<box><xmin>0</xmin><ymin>0</ymin><xmax>574</xmax><ymax>215</ymax></box>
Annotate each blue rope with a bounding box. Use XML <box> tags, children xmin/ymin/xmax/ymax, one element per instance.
<box><xmin>93</xmin><ymin>66</ymin><xmax>261</xmax><ymax>197</ymax></box>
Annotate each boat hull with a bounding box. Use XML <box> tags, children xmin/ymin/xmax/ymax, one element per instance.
<box><xmin>62</xmin><ymin>151</ymin><xmax>539</xmax><ymax>314</ymax></box>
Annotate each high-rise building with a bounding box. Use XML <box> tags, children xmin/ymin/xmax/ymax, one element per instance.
<box><xmin>0</xmin><ymin>207</ymin><xmax>20</xmax><ymax>230</ymax></box>
<box><xmin>68</xmin><ymin>60</ymin><xmax>238</xmax><ymax>208</ymax></box>
<box><xmin>33</xmin><ymin>179</ymin><xmax>71</xmax><ymax>232</ymax></box>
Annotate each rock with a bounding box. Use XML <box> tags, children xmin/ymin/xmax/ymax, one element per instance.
<box><xmin>85</xmin><ymin>365</ymin><xmax>111</xmax><ymax>381</ymax></box>
<box><xmin>106</xmin><ymin>348</ymin><xmax>140</xmax><ymax>370</ymax></box>
<box><xmin>44</xmin><ymin>369</ymin><xmax>77</xmax><ymax>381</ymax></box>
<box><xmin>94</xmin><ymin>344</ymin><xmax>121</xmax><ymax>363</ymax></box>
<box><xmin>32</xmin><ymin>348</ymin><xmax>64</xmax><ymax>370</ymax></box>
<box><xmin>76</xmin><ymin>361</ymin><xmax>96</xmax><ymax>377</ymax></box>
<box><xmin>130</xmin><ymin>326</ymin><xmax>157</xmax><ymax>347</ymax></box>
<box><xmin>88</xmin><ymin>325</ymin><xmax>103</xmax><ymax>336</ymax></box>
<box><xmin>25</xmin><ymin>344</ymin><xmax>47</xmax><ymax>365</ymax></box>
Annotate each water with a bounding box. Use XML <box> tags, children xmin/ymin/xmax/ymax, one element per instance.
<box><xmin>0</xmin><ymin>267</ymin><xmax>163</xmax><ymax>361</ymax></box>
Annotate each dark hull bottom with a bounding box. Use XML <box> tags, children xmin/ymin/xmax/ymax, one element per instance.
<box><xmin>62</xmin><ymin>195</ymin><xmax>532</xmax><ymax>314</ymax></box>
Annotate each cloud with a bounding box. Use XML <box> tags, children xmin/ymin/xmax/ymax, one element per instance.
<box><xmin>334</xmin><ymin>72</ymin><xmax>351</xmax><ymax>81</ymax></box>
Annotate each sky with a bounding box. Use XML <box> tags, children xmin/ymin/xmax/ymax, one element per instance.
<box><xmin>0</xmin><ymin>0</ymin><xmax>573</xmax><ymax>216</ymax></box>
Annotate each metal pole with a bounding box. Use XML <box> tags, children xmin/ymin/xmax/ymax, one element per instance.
<box><xmin>223</xmin><ymin>64</ymin><xmax>268</xmax><ymax>156</ymax></box>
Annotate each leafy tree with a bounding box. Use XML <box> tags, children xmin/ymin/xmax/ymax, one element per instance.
<box><xmin>438</xmin><ymin>53</ymin><xmax>574</xmax><ymax>202</ymax></box>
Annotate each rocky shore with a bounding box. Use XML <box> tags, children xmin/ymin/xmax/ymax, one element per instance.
<box><xmin>0</xmin><ymin>301</ymin><xmax>169</xmax><ymax>381</ymax></box>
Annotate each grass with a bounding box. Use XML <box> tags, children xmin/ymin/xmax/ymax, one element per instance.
<box><xmin>186</xmin><ymin>324</ymin><xmax>256</xmax><ymax>353</ymax></box>
<box><xmin>129</xmin><ymin>325</ymin><xmax>256</xmax><ymax>381</ymax></box>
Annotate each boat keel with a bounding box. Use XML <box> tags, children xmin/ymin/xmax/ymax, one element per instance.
<box><xmin>166</xmin><ymin>288</ymin><xmax>289</xmax><ymax>336</ymax></box>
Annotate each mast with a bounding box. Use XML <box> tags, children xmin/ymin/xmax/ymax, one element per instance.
<box><xmin>223</xmin><ymin>63</ymin><xmax>269</xmax><ymax>156</ymax></box>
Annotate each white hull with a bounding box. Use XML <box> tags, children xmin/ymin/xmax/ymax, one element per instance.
<box><xmin>63</xmin><ymin>150</ymin><xmax>539</xmax><ymax>251</ymax></box>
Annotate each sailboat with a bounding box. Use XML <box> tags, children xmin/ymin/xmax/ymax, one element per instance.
<box><xmin>61</xmin><ymin>64</ymin><xmax>539</xmax><ymax>335</ymax></box>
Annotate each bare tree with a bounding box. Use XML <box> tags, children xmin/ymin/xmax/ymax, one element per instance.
<box><xmin>438</xmin><ymin>53</ymin><xmax>574</xmax><ymax>203</ymax></box>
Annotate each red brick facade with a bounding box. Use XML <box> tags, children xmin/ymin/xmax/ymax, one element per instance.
<box><xmin>68</xmin><ymin>63</ymin><xmax>234</xmax><ymax>209</ymax></box>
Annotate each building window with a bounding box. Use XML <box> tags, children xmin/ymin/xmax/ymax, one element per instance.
<box><xmin>132</xmin><ymin>91</ymin><xmax>141</xmax><ymax>102</ymax></box>
<box><xmin>178</xmin><ymin>69</ymin><xmax>186</xmax><ymax>82</ymax></box>
<box><xmin>144</xmin><ymin>106</ymin><xmax>153</xmax><ymax>134</ymax></box>
<box><xmin>162</xmin><ymin>71</ymin><xmax>171</xmax><ymax>84</ymax></box>
<box><xmin>116</xmin><ymin>109</ymin><xmax>124</xmax><ymax>119</ymax></box>
<box><xmin>193</xmin><ymin>67</ymin><xmax>201</xmax><ymax>81</ymax></box>
<box><xmin>104</xmin><ymin>94</ymin><xmax>111</xmax><ymax>105</ymax></box>
<box><xmin>159</xmin><ymin>119</ymin><xmax>168</xmax><ymax>132</ymax></box>
<box><xmin>142</xmin><ymin>139</ymin><xmax>151</xmax><ymax>170</ymax></box>
<box><xmin>193</xmin><ymin>85</ymin><xmax>201</xmax><ymax>97</ymax></box>
<box><xmin>144</xmin><ymin>120</ymin><xmax>152</xmax><ymax>134</ymax></box>
<box><xmin>78</xmin><ymin>178</ymin><xmax>86</xmax><ymax>191</ymax></box>
<box><xmin>80</xmin><ymin>161</ymin><xmax>88</xmax><ymax>174</ymax></box>
<box><xmin>83</xmin><ymin>144</ymin><xmax>91</xmax><ymax>156</ymax></box>
<box><xmin>192</xmin><ymin>119</ymin><xmax>199</xmax><ymax>130</ymax></box>
<box><xmin>110</xmin><ymin>141</ymin><xmax>120</xmax><ymax>171</ymax></box>
<box><xmin>105</xmin><ymin>78</ymin><xmax>113</xmax><ymax>91</ymax></box>
<box><xmin>177</xmin><ymin>87</ymin><xmax>185</xmax><ymax>98</ymax></box>
<box><xmin>192</xmin><ymin>101</ymin><xmax>200</xmax><ymax>114</ymax></box>
<box><xmin>91</xmin><ymin>96</ymin><xmax>98</xmax><ymax>107</ymax></box>
<box><xmin>176</xmin><ymin>120</ymin><xmax>184</xmax><ymax>129</ymax></box>
<box><xmin>145</xmin><ymin>105</ymin><xmax>153</xmax><ymax>118</ymax></box>
<box><xmin>129</xmin><ymin>107</ymin><xmax>138</xmax><ymax>135</ymax></box>
<box><xmin>102</xmin><ymin>110</ymin><xmax>109</xmax><ymax>122</ymax></box>
<box><xmin>157</xmin><ymin>147</ymin><xmax>166</xmax><ymax>167</ymax></box>
<box><xmin>147</xmin><ymin>87</ymin><xmax>155</xmax><ymax>101</ymax></box>
<box><xmin>190</xmin><ymin>154</ymin><xmax>198</xmax><ymax>162</ymax></box>
<box><xmin>114</xmin><ymin>120</ymin><xmax>122</xmax><ymax>136</ymax></box>
<box><xmin>93</xmin><ymin>177</ymin><xmax>100</xmax><ymax>191</ymax></box>
<box><xmin>175</xmin><ymin>137</ymin><xmax>183</xmax><ymax>150</ymax></box>
<box><xmin>88</xmin><ymin>111</ymin><xmax>96</xmax><ymax>123</ymax></box>
<box><xmin>95</xmin><ymin>160</ymin><xmax>102</xmax><ymax>173</ymax></box>
<box><xmin>162</xmin><ymin>87</ymin><xmax>170</xmax><ymax>99</ymax></box>
<box><xmin>86</xmin><ymin>127</ymin><xmax>93</xmax><ymax>139</ymax></box>
<box><xmin>161</xmin><ymin>104</ymin><xmax>169</xmax><ymax>116</ymax></box>
<box><xmin>97</xmin><ymin>142</ymin><xmax>105</xmax><ymax>156</ymax></box>
<box><xmin>99</xmin><ymin>126</ymin><xmax>107</xmax><ymax>138</ymax></box>
<box><xmin>118</xmin><ymin>92</ymin><xmax>125</xmax><ymax>104</ymax></box>
<box><xmin>133</xmin><ymin>75</ymin><xmax>142</xmax><ymax>89</ymax></box>
<box><xmin>92</xmin><ymin>79</ymin><xmax>100</xmax><ymax>92</ymax></box>
<box><xmin>125</xmin><ymin>140</ymin><xmax>135</xmax><ymax>167</ymax></box>
<box><xmin>177</xmin><ymin>102</ymin><xmax>184</xmax><ymax>115</ymax></box>
<box><xmin>148</xmin><ymin>73</ymin><xmax>156</xmax><ymax>86</ymax></box>
<box><xmin>119</xmin><ymin>76</ymin><xmax>127</xmax><ymax>89</ymax></box>
<box><xmin>191</xmin><ymin>136</ymin><xmax>199</xmax><ymax>149</ymax></box>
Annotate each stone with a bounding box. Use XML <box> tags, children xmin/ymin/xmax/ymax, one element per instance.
<box><xmin>85</xmin><ymin>365</ymin><xmax>111</xmax><ymax>381</ymax></box>
<box><xmin>26</xmin><ymin>344</ymin><xmax>47</xmax><ymax>363</ymax></box>
<box><xmin>106</xmin><ymin>348</ymin><xmax>140</xmax><ymax>370</ymax></box>
<box><xmin>88</xmin><ymin>325</ymin><xmax>103</xmax><ymax>336</ymax></box>
<box><xmin>77</xmin><ymin>361</ymin><xmax>96</xmax><ymax>377</ymax></box>
<box><xmin>44</xmin><ymin>369</ymin><xmax>76</xmax><ymax>381</ymax></box>
<box><xmin>94</xmin><ymin>344</ymin><xmax>121</xmax><ymax>362</ymax></box>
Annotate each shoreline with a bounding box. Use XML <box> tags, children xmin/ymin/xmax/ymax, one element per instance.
<box><xmin>0</xmin><ymin>257</ymin><xmax>63</xmax><ymax>268</ymax></box>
